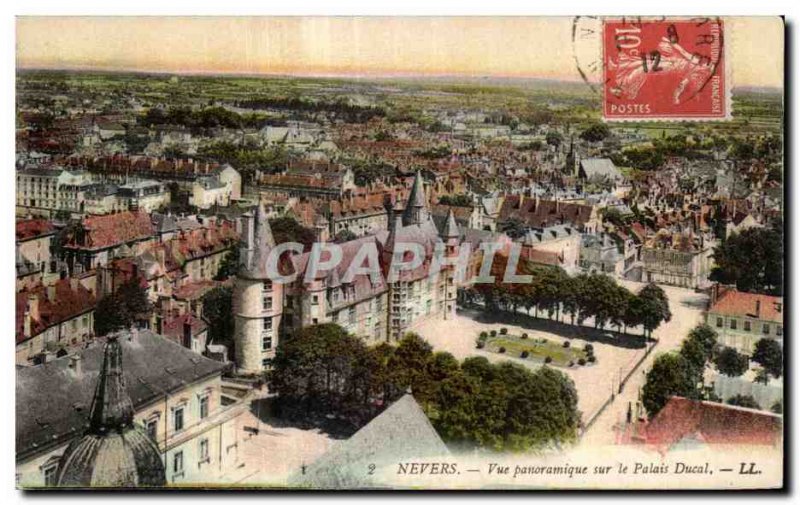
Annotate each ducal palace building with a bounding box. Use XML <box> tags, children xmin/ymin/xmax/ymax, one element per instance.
<box><xmin>233</xmin><ymin>172</ymin><xmax>462</xmax><ymax>374</ymax></box>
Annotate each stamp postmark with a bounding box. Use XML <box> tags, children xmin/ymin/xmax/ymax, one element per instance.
<box><xmin>602</xmin><ymin>17</ymin><xmax>730</xmax><ymax>121</ymax></box>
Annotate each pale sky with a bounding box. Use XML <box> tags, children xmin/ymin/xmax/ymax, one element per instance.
<box><xmin>16</xmin><ymin>16</ymin><xmax>784</xmax><ymax>87</ymax></box>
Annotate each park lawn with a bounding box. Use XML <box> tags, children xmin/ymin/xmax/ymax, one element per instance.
<box><xmin>485</xmin><ymin>335</ymin><xmax>587</xmax><ymax>366</ymax></box>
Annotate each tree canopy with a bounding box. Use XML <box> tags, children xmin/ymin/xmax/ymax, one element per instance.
<box><xmin>94</xmin><ymin>278</ymin><xmax>152</xmax><ymax>336</ymax></box>
<box><xmin>751</xmin><ymin>338</ymin><xmax>783</xmax><ymax>379</ymax></box>
<box><xmin>714</xmin><ymin>346</ymin><xmax>749</xmax><ymax>377</ymax></box>
<box><xmin>268</xmin><ymin>325</ymin><xmax>580</xmax><ymax>450</ymax></box>
<box><xmin>711</xmin><ymin>226</ymin><xmax>783</xmax><ymax>295</ymax></box>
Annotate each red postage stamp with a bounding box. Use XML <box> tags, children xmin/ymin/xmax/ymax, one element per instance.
<box><xmin>603</xmin><ymin>17</ymin><xmax>729</xmax><ymax>121</ymax></box>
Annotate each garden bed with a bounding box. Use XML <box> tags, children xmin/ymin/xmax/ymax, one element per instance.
<box><xmin>476</xmin><ymin>330</ymin><xmax>595</xmax><ymax>367</ymax></box>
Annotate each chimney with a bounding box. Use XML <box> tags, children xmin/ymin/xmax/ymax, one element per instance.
<box><xmin>69</xmin><ymin>354</ymin><xmax>82</xmax><ymax>377</ymax></box>
<box><xmin>755</xmin><ymin>299</ymin><xmax>761</xmax><ymax>319</ymax></box>
<box><xmin>183</xmin><ymin>319</ymin><xmax>193</xmax><ymax>349</ymax></box>
<box><xmin>28</xmin><ymin>293</ymin><xmax>40</xmax><ymax>322</ymax></box>
<box><xmin>46</xmin><ymin>284</ymin><xmax>56</xmax><ymax>302</ymax></box>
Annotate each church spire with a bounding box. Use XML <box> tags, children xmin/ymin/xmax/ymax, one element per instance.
<box><xmin>88</xmin><ymin>335</ymin><xmax>134</xmax><ymax>434</ymax></box>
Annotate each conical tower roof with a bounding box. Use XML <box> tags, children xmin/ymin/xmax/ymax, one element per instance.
<box><xmin>402</xmin><ymin>171</ymin><xmax>429</xmax><ymax>226</ymax></box>
<box><xmin>440</xmin><ymin>208</ymin><xmax>460</xmax><ymax>239</ymax></box>
<box><xmin>241</xmin><ymin>201</ymin><xmax>276</xmax><ymax>279</ymax></box>
<box><xmin>88</xmin><ymin>335</ymin><xmax>134</xmax><ymax>433</ymax></box>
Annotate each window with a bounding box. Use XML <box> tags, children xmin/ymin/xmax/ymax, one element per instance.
<box><xmin>262</xmin><ymin>358</ymin><xmax>273</xmax><ymax>369</ymax></box>
<box><xmin>744</xmin><ymin>321</ymin><xmax>751</xmax><ymax>332</ymax></box>
<box><xmin>349</xmin><ymin>307</ymin><xmax>356</xmax><ymax>325</ymax></box>
<box><xmin>199</xmin><ymin>395</ymin><xmax>209</xmax><ymax>419</ymax></box>
<box><xmin>263</xmin><ymin>317</ymin><xmax>273</xmax><ymax>332</ymax></box>
<box><xmin>776</xmin><ymin>326</ymin><xmax>782</xmax><ymax>337</ymax></box>
<box><xmin>43</xmin><ymin>463</ymin><xmax>58</xmax><ymax>486</ymax></box>
<box><xmin>199</xmin><ymin>438</ymin><xmax>209</xmax><ymax>463</ymax></box>
<box><xmin>312</xmin><ymin>295</ymin><xmax>319</xmax><ymax>305</ymax></box>
<box><xmin>730</xmin><ymin>319</ymin><xmax>737</xmax><ymax>330</ymax></box>
<box><xmin>173</xmin><ymin>407</ymin><xmax>185</xmax><ymax>432</ymax></box>
<box><xmin>146</xmin><ymin>419</ymin><xmax>158</xmax><ymax>440</ymax></box>
<box><xmin>173</xmin><ymin>451</ymin><xmax>184</xmax><ymax>475</ymax></box>
<box><xmin>716</xmin><ymin>317</ymin><xmax>723</xmax><ymax>328</ymax></box>
<box><xmin>763</xmin><ymin>324</ymin><xmax>771</xmax><ymax>335</ymax></box>
<box><xmin>262</xmin><ymin>334</ymin><xmax>272</xmax><ymax>351</ymax></box>
<box><xmin>262</xmin><ymin>280</ymin><xmax>272</xmax><ymax>292</ymax></box>
<box><xmin>263</xmin><ymin>296</ymin><xmax>272</xmax><ymax>310</ymax></box>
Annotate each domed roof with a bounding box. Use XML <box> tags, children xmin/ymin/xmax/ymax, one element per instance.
<box><xmin>57</xmin><ymin>426</ymin><xmax>165</xmax><ymax>487</ymax></box>
<box><xmin>57</xmin><ymin>335</ymin><xmax>166</xmax><ymax>488</ymax></box>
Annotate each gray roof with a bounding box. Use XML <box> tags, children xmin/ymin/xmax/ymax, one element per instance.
<box><xmin>580</xmin><ymin>158</ymin><xmax>622</xmax><ymax>181</ymax></box>
<box><xmin>16</xmin><ymin>330</ymin><xmax>227</xmax><ymax>461</ymax></box>
<box><xmin>291</xmin><ymin>393</ymin><xmax>449</xmax><ymax>489</ymax></box>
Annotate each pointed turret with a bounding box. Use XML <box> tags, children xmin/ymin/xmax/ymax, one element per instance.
<box><xmin>88</xmin><ymin>335</ymin><xmax>134</xmax><ymax>434</ymax></box>
<box><xmin>240</xmin><ymin>201</ymin><xmax>276</xmax><ymax>279</ymax></box>
<box><xmin>440</xmin><ymin>208</ymin><xmax>460</xmax><ymax>240</ymax></box>
<box><xmin>402</xmin><ymin>171</ymin><xmax>429</xmax><ymax>226</ymax></box>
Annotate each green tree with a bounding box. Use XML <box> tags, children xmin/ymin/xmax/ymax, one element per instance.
<box><xmin>579</xmin><ymin>123</ymin><xmax>611</xmax><ymax>143</ymax></box>
<box><xmin>637</xmin><ymin>283</ymin><xmax>672</xmax><ymax>338</ymax></box>
<box><xmin>201</xmin><ymin>286</ymin><xmax>234</xmax><ymax>350</ymax></box>
<box><xmin>498</xmin><ymin>218</ymin><xmax>528</xmax><ymax>239</ymax></box>
<box><xmin>270</xmin><ymin>216</ymin><xmax>317</xmax><ymax>251</ymax></box>
<box><xmin>214</xmin><ymin>247</ymin><xmax>239</xmax><ymax>280</ymax></box>
<box><xmin>333</xmin><ymin>229</ymin><xmax>358</xmax><ymax>243</ymax></box>
<box><xmin>94</xmin><ymin>278</ymin><xmax>152</xmax><ymax>336</ymax></box>
<box><xmin>642</xmin><ymin>353</ymin><xmax>697</xmax><ymax>417</ymax></box>
<box><xmin>751</xmin><ymin>338</ymin><xmax>783</xmax><ymax>379</ymax></box>
<box><xmin>714</xmin><ymin>346</ymin><xmax>749</xmax><ymax>377</ymax></box>
<box><xmin>711</xmin><ymin>227</ymin><xmax>783</xmax><ymax>295</ymax></box>
<box><xmin>545</xmin><ymin>131</ymin><xmax>563</xmax><ymax>148</ymax></box>
<box><xmin>268</xmin><ymin>323</ymin><xmax>377</xmax><ymax>426</ymax></box>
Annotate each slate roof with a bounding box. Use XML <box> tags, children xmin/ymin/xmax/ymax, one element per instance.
<box><xmin>16</xmin><ymin>330</ymin><xmax>227</xmax><ymax>461</ymax></box>
<box><xmin>580</xmin><ymin>158</ymin><xmax>622</xmax><ymax>181</ymax></box>
<box><xmin>291</xmin><ymin>393</ymin><xmax>449</xmax><ymax>489</ymax></box>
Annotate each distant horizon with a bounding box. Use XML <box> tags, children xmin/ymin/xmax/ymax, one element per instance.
<box><xmin>17</xmin><ymin>17</ymin><xmax>784</xmax><ymax>89</ymax></box>
<box><xmin>16</xmin><ymin>65</ymin><xmax>783</xmax><ymax>94</ymax></box>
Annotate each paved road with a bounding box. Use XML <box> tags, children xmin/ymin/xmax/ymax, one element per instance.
<box><xmin>581</xmin><ymin>282</ymin><xmax>709</xmax><ymax>445</ymax></box>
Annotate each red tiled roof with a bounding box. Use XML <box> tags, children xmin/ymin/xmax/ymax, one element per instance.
<box><xmin>161</xmin><ymin>313</ymin><xmax>207</xmax><ymax>346</ymax></box>
<box><xmin>173</xmin><ymin>280</ymin><xmax>220</xmax><ymax>301</ymax></box>
<box><xmin>16</xmin><ymin>219</ymin><xmax>56</xmax><ymax>242</ymax></box>
<box><xmin>709</xmin><ymin>289</ymin><xmax>783</xmax><ymax>324</ymax></box>
<box><xmin>16</xmin><ymin>279</ymin><xmax>97</xmax><ymax>344</ymax></box>
<box><xmin>64</xmin><ymin>211</ymin><xmax>154</xmax><ymax>251</ymax></box>
<box><xmin>644</xmin><ymin>397</ymin><xmax>782</xmax><ymax>447</ymax></box>
<box><xmin>499</xmin><ymin>195</ymin><xmax>595</xmax><ymax>229</ymax></box>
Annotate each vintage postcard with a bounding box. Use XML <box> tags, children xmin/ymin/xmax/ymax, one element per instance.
<box><xmin>14</xmin><ymin>15</ymin><xmax>784</xmax><ymax>490</ymax></box>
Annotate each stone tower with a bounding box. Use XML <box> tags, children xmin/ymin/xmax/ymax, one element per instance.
<box><xmin>233</xmin><ymin>202</ymin><xmax>283</xmax><ymax>374</ymax></box>
<box><xmin>439</xmin><ymin>208</ymin><xmax>460</xmax><ymax>320</ymax></box>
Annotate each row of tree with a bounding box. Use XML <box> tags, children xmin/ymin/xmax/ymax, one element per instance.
<box><xmin>464</xmin><ymin>255</ymin><xmax>672</xmax><ymax>338</ymax></box>
<box><xmin>642</xmin><ymin>324</ymin><xmax>783</xmax><ymax>417</ymax></box>
<box><xmin>269</xmin><ymin>324</ymin><xmax>580</xmax><ymax>452</ymax></box>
